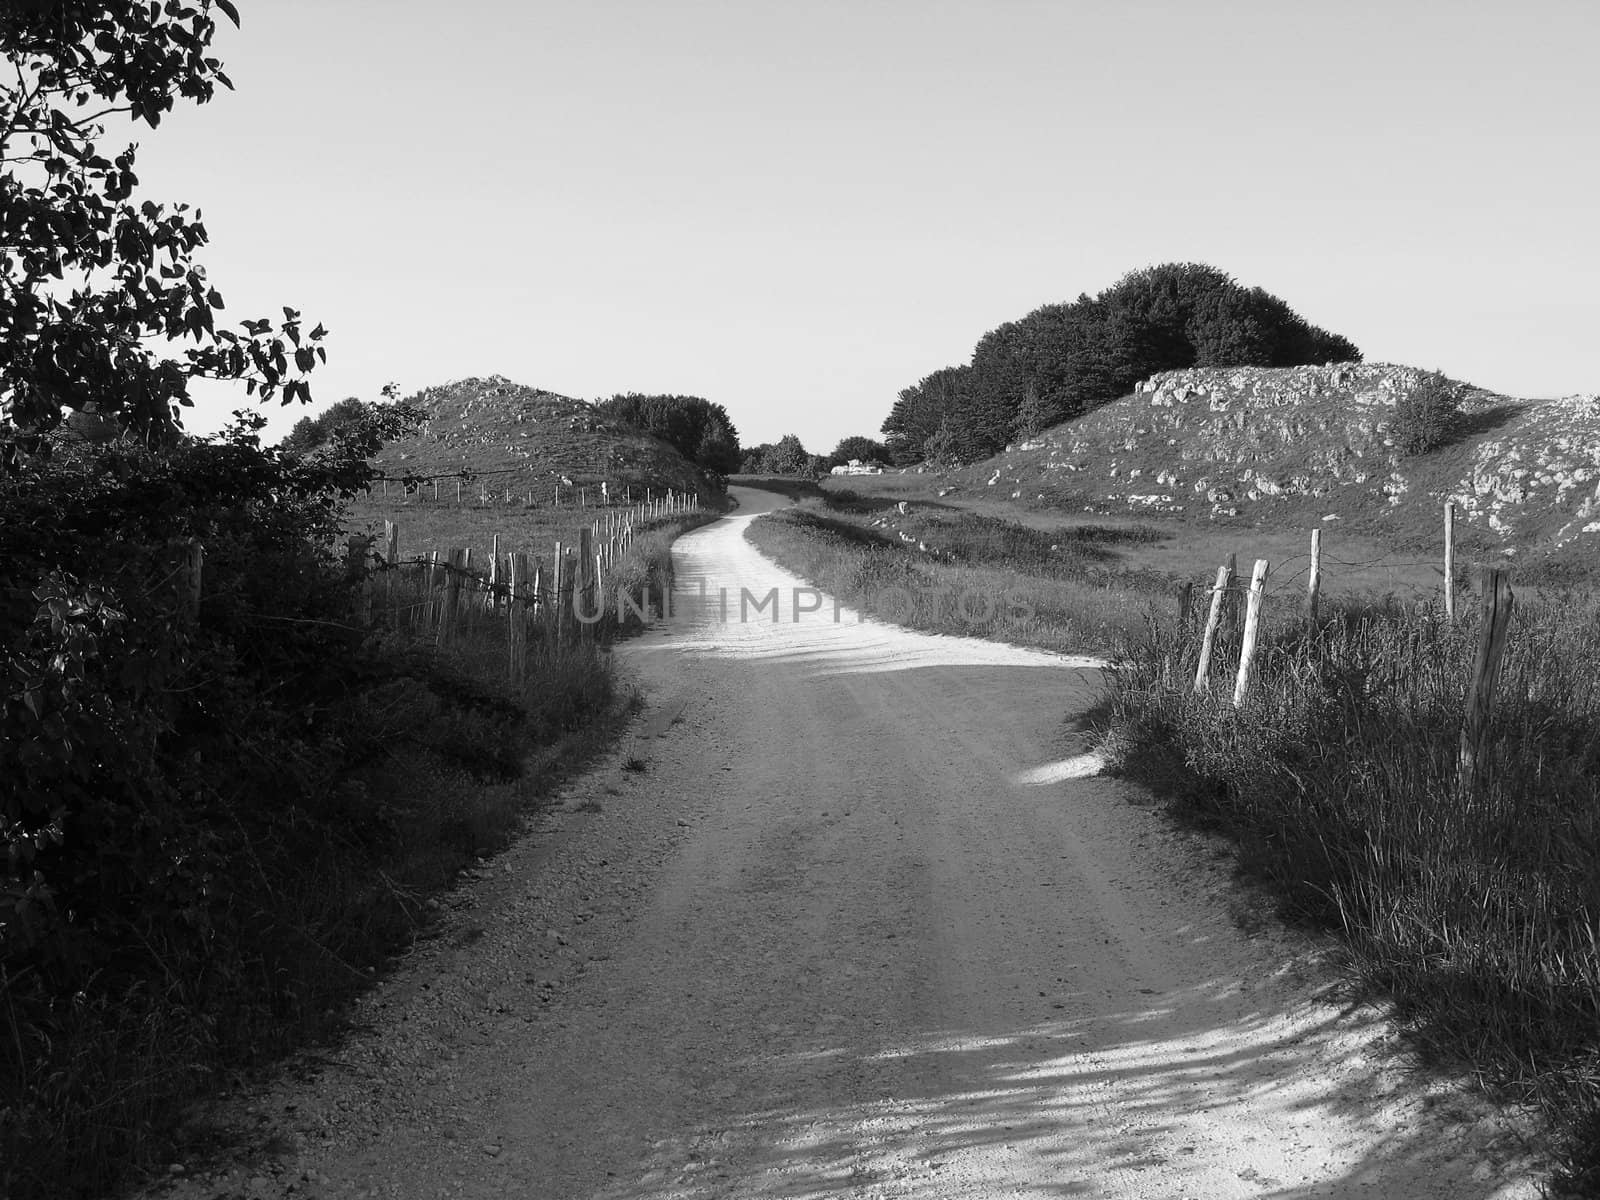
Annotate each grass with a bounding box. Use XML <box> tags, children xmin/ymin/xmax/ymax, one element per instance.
<box><xmin>817</xmin><ymin>472</ymin><xmax>1471</xmax><ymax>604</ymax></box>
<box><xmin>744</xmin><ymin>494</ymin><xmax>1165</xmax><ymax>654</ymax></box>
<box><xmin>738</xmin><ymin>476</ymin><xmax>1600</xmax><ymax>1192</ymax></box>
<box><xmin>1107</xmin><ymin>590</ymin><xmax>1600</xmax><ymax>1191</ymax></box>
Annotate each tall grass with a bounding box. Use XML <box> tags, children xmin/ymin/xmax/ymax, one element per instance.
<box><xmin>1107</xmin><ymin>591</ymin><xmax>1600</xmax><ymax>1189</ymax></box>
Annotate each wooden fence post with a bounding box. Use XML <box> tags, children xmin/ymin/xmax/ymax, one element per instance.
<box><xmin>506</xmin><ymin>552</ymin><xmax>524</xmax><ymax>684</ymax></box>
<box><xmin>1221</xmin><ymin>552</ymin><xmax>1239</xmax><ymax>633</ymax></box>
<box><xmin>1232</xmin><ymin>559</ymin><xmax>1270</xmax><ymax>707</ymax></box>
<box><xmin>440</xmin><ymin>547</ymin><xmax>466</xmax><ymax>644</ymax></box>
<box><xmin>1444</xmin><ymin>501</ymin><xmax>1457</xmax><ymax>625</ymax></box>
<box><xmin>382</xmin><ymin>521</ymin><xmax>400</xmax><ymax>627</ymax></box>
<box><xmin>1192</xmin><ymin>562</ymin><xmax>1232</xmax><ymax>694</ymax></box>
<box><xmin>552</xmin><ymin>541</ymin><xmax>565</xmax><ymax>642</ymax></box>
<box><xmin>182</xmin><ymin>538</ymin><xmax>204</xmax><ymax>619</ymax></box>
<box><xmin>1307</xmin><ymin>527</ymin><xmax>1322</xmax><ymax>624</ymax></box>
<box><xmin>426</xmin><ymin>549</ymin><xmax>440</xmax><ymax>631</ymax></box>
<box><xmin>1176</xmin><ymin>580</ymin><xmax>1194</xmax><ymax>634</ymax></box>
<box><xmin>560</xmin><ymin>549</ymin><xmax>577</xmax><ymax>640</ymax></box>
<box><xmin>1459</xmin><ymin>567</ymin><xmax>1514</xmax><ymax>793</ymax></box>
<box><xmin>577</xmin><ymin>527</ymin><xmax>596</xmax><ymax>632</ymax></box>
<box><xmin>488</xmin><ymin>533</ymin><xmax>501</xmax><ymax>610</ymax></box>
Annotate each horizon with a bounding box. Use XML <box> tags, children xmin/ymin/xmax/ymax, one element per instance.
<box><xmin>132</xmin><ymin>0</ymin><xmax>1598</xmax><ymax>455</ymax></box>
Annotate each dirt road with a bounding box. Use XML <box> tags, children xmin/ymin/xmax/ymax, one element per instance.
<box><xmin>158</xmin><ymin>487</ymin><xmax>1540</xmax><ymax>1199</ymax></box>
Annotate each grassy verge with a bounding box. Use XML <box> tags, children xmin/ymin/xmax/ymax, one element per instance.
<box><xmin>0</xmin><ymin>505</ymin><xmax>713</xmax><ymax>1200</ymax></box>
<box><xmin>1107</xmin><ymin>590</ymin><xmax>1600</xmax><ymax>1190</ymax></box>
<box><xmin>742</xmin><ymin>481</ymin><xmax>1600</xmax><ymax>1190</ymax></box>
<box><xmin>727</xmin><ymin>474</ymin><xmax>827</xmax><ymax>502</ymax></box>
<box><xmin>742</xmin><ymin>489</ymin><xmax>1169</xmax><ymax>654</ymax></box>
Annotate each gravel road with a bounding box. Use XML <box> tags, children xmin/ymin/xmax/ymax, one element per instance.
<box><xmin>148</xmin><ymin>486</ymin><xmax>1542</xmax><ymax>1200</ymax></box>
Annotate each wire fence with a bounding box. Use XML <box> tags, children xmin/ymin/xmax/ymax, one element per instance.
<box><xmin>353</xmin><ymin>472</ymin><xmax>672</xmax><ymax>512</ymax></box>
<box><xmin>339</xmin><ymin>491</ymin><xmax>702</xmax><ymax>682</ymax></box>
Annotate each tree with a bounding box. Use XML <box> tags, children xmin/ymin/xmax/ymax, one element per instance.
<box><xmin>281</xmin><ymin>396</ymin><xmax>369</xmax><ymax>455</ymax></box>
<box><xmin>889</xmin><ymin>263</ymin><xmax>1362</xmax><ymax>458</ymax></box>
<box><xmin>827</xmin><ymin>435</ymin><xmax>888</xmax><ymax>468</ymax></box>
<box><xmin>881</xmin><ymin>365</ymin><xmax>974</xmax><ymax>465</ymax></box>
<box><xmin>739</xmin><ymin>434</ymin><xmax>814</xmax><ymax>476</ymax></box>
<box><xmin>593</xmin><ymin>393</ymin><xmax>741</xmax><ymax>475</ymax></box>
<box><xmin>1010</xmin><ymin>381</ymin><xmax>1052</xmax><ymax>440</ymax></box>
<box><xmin>922</xmin><ymin>417</ymin><xmax>960</xmax><ymax>466</ymax></box>
<box><xmin>1</xmin><ymin>0</ymin><xmax>323</xmax><ymax>464</ymax></box>
<box><xmin>763</xmin><ymin>434</ymin><xmax>811</xmax><ymax>475</ymax></box>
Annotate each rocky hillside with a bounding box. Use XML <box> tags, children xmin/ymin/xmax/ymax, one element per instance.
<box><xmin>954</xmin><ymin>363</ymin><xmax>1600</xmax><ymax>563</ymax></box>
<box><xmin>374</xmin><ymin>376</ymin><xmax>716</xmax><ymax>500</ymax></box>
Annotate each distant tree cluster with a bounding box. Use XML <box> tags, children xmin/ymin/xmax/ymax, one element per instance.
<box><xmin>826</xmin><ymin>435</ymin><xmax>890</xmax><ymax>468</ymax></box>
<box><xmin>740</xmin><ymin>434</ymin><xmax>825</xmax><ymax>476</ymax></box>
<box><xmin>593</xmin><ymin>393</ymin><xmax>741</xmax><ymax>476</ymax></box>
<box><xmin>280</xmin><ymin>397</ymin><xmax>377</xmax><ymax>455</ymax></box>
<box><xmin>881</xmin><ymin>263</ymin><xmax>1362</xmax><ymax>465</ymax></box>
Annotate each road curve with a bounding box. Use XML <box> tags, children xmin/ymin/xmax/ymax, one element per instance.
<box><xmin>154</xmin><ymin>487</ymin><xmax>1539</xmax><ymax>1199</ymax></box>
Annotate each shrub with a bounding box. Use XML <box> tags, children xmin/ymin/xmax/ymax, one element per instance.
<box><xmin>1391</xmin><ymin>370</ymin><xmax>1462</xmax><ymax>456</ymax></box>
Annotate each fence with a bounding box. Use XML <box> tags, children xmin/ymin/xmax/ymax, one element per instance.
<box><xmin>355</xmin><ymin>475</ymin><xmax>679</xmax><ymax>512</ymax></box>
<box><xmin>1176</xmin><ymin>500</ymin><xmax>1515</xmax><ymax>793</ymax></box>
<box><xmin>343</xmin><ymin>490</ymin><xmax>702</xmax><ymax>682</ymax></box>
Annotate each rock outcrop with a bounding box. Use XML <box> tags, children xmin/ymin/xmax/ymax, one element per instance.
<box><xmin>961</xmin><ymin>363</ymin><xmax>1600</xmax><ymax>555</ymax></box>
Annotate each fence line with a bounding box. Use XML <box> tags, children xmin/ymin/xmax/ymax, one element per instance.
<box><xmin>339</xmin><ymin>490</ymin><xmax>703</xmax><ymax>683</ymax></box>
<box><xmin>1178</xmin><ymin>501</ymin><xmax>1516</xmax><ymax>794</ymax></box>
<box><xmin>355</xmin><ymin>477</ymin><xmax>697</xmax><ymax>514</ymax></box>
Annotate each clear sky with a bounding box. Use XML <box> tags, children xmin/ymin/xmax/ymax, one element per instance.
<box><xmin>136</xmin><ymin>0</ymin><xmax>1600</xmax><ymax>453</ymax></box>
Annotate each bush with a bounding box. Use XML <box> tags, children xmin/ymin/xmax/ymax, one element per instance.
<box><xmin>0</xmin><ymin>412</ymin><xmax>637</xmax><ymax>1199</ymax></box>
<box><xmin>1391</xmin><ymin>370</ymin><xmax>1462</xmax><ymax>456</ymax></box>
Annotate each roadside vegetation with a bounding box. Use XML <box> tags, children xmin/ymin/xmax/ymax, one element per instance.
<box><xmin>1111</xmin><ymin>586</ymin><xmax>1600</xmax><ymax>1193</ymax></box>
<box><xmin>743</xmin><ymin>486</ymin><xmax>1168</xmax><ymax>655</ymax></box>
<box><xmin>0</xmin><ymin>416</ymin><xmax>717</xmax><ymax>1200</ymax></box>
<box><xmin>743</xmin><ymin>477</ymin><xmax>1600</xmax><ymax>1192</ymax></box>
<box><xmin>0</xmin><ymin>8</ymin><xmax>720</xmax><ymax>1195</ymax></box>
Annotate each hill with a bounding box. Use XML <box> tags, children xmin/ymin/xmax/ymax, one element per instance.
<box><xmin>942</xmin><ymin>363</ymin><xmax>1600</xmax><ymax>573</ymax></box>
<box><xmin>373</xmin><ymin>376</ymin><xmax>717</xmax><ymax>500</ymax></box>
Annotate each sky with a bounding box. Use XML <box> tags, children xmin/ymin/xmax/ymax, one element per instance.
<box><xmin>132</xmin><ymin>0</ymin><xmax>1600</xmax><ymax>453</ymax></box>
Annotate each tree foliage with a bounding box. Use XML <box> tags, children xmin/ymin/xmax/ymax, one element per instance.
<box><xmin>1</xmin><ymin>0</ymin><xmax>322</xmax><ymax>462</ymax></box>
<box><xmin>0</xmin><ymin>10</ymin><xmax>429</xmax><ymax>1194</ymax></box>
<box><xmin>740</xmin><ymin>433</ymin><xmax>818</xmax><ymax>476</ymax></box>
<box><xmin>280</xmin><ymin>395</ymin><xmax>416</xmax><ymax>456</ymax></box>
<box><xmin>826</xmin><ymin>434</ymin><xmax>889</xmax><ymax>468</ymax></box>
<box><xmin>881</xmin><ymin>365</ymin><xmax>976</xmax><ymax>466</ymax></box>
<box><xmin>592</xmin><ymin>392</ymin><xmax>741</xmax><ymax>476</ymax></box>
<box><xmin>883</xmin><ymin>263</ymin><xmax>1361</xmax><ymax>464</ymax></box>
